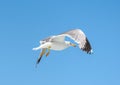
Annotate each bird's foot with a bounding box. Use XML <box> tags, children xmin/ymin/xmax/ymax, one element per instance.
<box><xmin>46</xmin><ymin>46</ymin><xmax>51</xmax><ymax>57</ymax></box>
<box><xmin>46</xmin><ymin>51</ymin><xmax>50</xmax><ymax>57</ymax></box>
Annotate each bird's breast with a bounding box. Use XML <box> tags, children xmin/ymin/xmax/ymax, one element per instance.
<box><xmin>50</xmin><ymin>42</ymin><xmax>68</xmax><ymax>51</ymax></box>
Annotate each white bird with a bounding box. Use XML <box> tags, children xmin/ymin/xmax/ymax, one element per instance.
<box><xmin>33</xmin><ymin>29</ymin><xmax>93</xmax><ymax>64</ymax></box>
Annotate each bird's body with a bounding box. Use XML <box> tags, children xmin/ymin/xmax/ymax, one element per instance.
<box><xmin>48</xmin><ymin>41</ymin><xmax>69</xmax><ymax>50</ymax></box>
<box><xmin>34</xmin><ymin>41</ymin><xmax>69</xmax><ymax>51</ymax></box>
<box><xmin>33</xmin><ymin>29</ymin><xmax>93</xmax><ymax>64</ymax></box>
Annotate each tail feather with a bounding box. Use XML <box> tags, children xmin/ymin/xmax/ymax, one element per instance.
<box><xmin>32</xmin><ymin>46</ymin><xmax>41</xmax><ymax>50</ymax></box>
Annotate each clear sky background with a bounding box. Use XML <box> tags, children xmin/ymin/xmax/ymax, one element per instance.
<box><xmin>0</xmin><ymin>0</ymin><xmax>120</xmax><ymax>85</ymax></box>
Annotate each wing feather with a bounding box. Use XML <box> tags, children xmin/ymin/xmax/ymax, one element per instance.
<box><xmin>40</xmin><ymin>35</ymin><xmax>65</xmax><ymax>44</ymax></box>
<box><xmin>61</xmin><ymin>29</ymin><xmax>92</xmax><ymax>53</ymax></box>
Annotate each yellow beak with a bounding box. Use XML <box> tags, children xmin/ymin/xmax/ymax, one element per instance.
<box><xmin>70</xmin><ymin>43</ymin><xmax>76</xmax><ymax>47</ymax></box>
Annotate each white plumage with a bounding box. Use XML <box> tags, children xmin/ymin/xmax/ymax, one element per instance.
<box><xmin>33</xmin><ymin>29</ymin><xmax>93</xmax><ymax>64</ymax></box>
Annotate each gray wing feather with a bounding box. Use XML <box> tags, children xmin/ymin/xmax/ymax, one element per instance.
<box><xmin>40</xmin><ymin>37</ymin><xmax>52</xmax><ymax>44</ymax></box>
<box><xmin>62</xmin><ymin>29</ymin><xmax>92</xmax><ymax>53</ymax></box>
<box><xmin>40</xmin><ymin>35</ymin><xmax>65</xmax><ymax>44</ymax></box>
<box><xmin>50</xmin><ymin>36</ymin><xmax>65</xmax><ymax>42</ymax></box>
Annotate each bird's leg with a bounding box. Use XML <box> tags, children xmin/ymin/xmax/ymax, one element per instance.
<box><xmin>70</xmin><ymin>43</ymin><xmax>76</xmax><ymax>47</ymax></box>
<box><xmin>46</xmin><ymin>46</ymin><xmax>51</xmax><ymax>57</ymax></box>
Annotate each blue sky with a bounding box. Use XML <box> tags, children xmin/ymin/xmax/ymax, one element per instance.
<box><xmin>0</xmin><ymin>0</ymin><xmax>120</xmax><ymax>85</ymax></box>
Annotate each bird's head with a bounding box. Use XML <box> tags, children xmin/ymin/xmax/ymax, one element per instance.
<box><xmin>65</xmin><ymin>41</ymin><xmax>76</xmax><ymax>47</ymax></box>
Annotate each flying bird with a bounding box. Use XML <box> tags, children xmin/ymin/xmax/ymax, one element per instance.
<box><xmin>33</xmin><ymin>29</ymin><xmax>93</xmax><ymax>65</ymax></box>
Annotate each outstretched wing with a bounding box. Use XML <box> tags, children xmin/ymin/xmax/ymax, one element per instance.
<box><xmin>40</xmin><ymin>35</ymin><xmax>65</xmax><ymax>44</ymax></box>
<box><xmin>36</xmin><ymin>48</ymin><xmax>46</xmax><ymax>65</ymax></box>
<box><xmin>61</xmin><ymin>29</ymin><xmax>92</xmax><ymax>54</ymax></box>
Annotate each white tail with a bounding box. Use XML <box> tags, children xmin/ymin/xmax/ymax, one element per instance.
<box><xmin>32</xmin><ymin>46</ymin><xmax>41</xmax><ymax>50</ymax></box>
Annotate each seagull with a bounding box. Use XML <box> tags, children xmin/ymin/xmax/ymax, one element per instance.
<box><xmin>33</xmin><ymin>29</ymin><xmax>93</xmax><ymax>64</ymax></box>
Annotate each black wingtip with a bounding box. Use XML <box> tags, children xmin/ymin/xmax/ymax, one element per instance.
<box><xmin>36</xmin><ymin>57</ymin><xmax>42</xmax><ymax>65</ymax></box>
<box><xmin>82</xmin><ymin>38</ymin><xmax>92</xmax><ymax>54</ymax></box>
<box><xmin>35</xmin><ymin>57</ymin><xmax>42</xmax><ymax>68</ymax></box>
